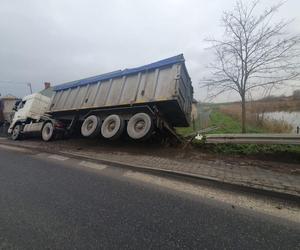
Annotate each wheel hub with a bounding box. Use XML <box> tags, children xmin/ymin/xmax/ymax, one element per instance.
<box><xmin>13</xmin><ymin>127</ymin><xmax>19</xmax><ymax>135</ymax></box>
<box><xmin>86</xmin><ymin>121</ymin><xmax>94</xmax><ymax>131</ymax></box>
<box><xmin>108</xmin><ymin>121</ymin><xmax>116</xmax><ymax>131</ymax></box>
<box><xmin>45</xmin><ymin>127</ymin><xmax>50</xmax><ymax>134</ymax></box>
<box><xmin>135</xmin><ymin>120</ymin><xmax>145</xmax><ymax>131</ymax></box>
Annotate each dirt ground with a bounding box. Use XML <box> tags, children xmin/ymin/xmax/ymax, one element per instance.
<box><xmin>7</xmin><ymin>135</ymin><xmax>300</xmax><ymax>175</ymax></box>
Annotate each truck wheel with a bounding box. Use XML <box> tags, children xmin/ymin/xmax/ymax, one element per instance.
<box><xmin>101</xmin><ymin>114</ymin><xmax>124</xmax><ymax>140</ymax></box>
<box><xmin>81</xmin><ymin>115</ymin><xmax>101</xmax><ymax>137</ymax></box>
<box><xmin>127</xmin><ymin>113</ymin><xmax>153</xmax><ymax>140</ymax></box>
<box><xmin>42</xmin><ymin>122</ymin><xmax>54</xmax><ymax>141</ymax></box>
<box><xmin>11</xmin><ymin>124</ymin><xmax>22</xmax><ymax>140</ymax></box>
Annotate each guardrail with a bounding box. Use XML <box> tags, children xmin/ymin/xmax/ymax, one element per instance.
<box><xmin>204</xmin><ymin>134</ymin><xmax>300</xmax><ymax>145</ymax></box>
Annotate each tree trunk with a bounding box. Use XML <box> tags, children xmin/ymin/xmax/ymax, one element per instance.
<box><xmin>241</xmin><ymin>95</ymin><xmax>246</xmax><ymax>133</ymax></box>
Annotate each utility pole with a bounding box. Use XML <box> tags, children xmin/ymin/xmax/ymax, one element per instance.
<box><xmin>27</xmin><ymin>83</ymin><xmax>33</xmax><ymax>94</ymax></box>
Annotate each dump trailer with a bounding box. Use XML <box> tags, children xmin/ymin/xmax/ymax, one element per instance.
<box><xmin>9</xmin><ymin>54</ymin><xmax>193</xmax><ymax>141</ymax></box>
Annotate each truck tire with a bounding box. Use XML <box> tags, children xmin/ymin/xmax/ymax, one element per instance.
<box><xmin>42</xmin><ymin>122</ymin><xmax>54</xmax><ymax>141</ymax></box>
<box><xmin>11</xmin><ymin>124</ymin><xmax>22</xmax><ymax>140</ymax></box>
<box><xmin>81</xmin><ymin>115</ymin><xmax>101</xmax><ymax>137</ymax></box>
<box><xmin>101</xmin><ymin>114</ymin><xmax>124</xmax><ymax>140</ymax></box>
<box><xmin>127</xmin><ymin>113</ymin><xmax>153</xmax><ymax>140</ymax></box>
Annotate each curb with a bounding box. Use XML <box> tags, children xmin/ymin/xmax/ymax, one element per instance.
<box><xmin>0</xmin><ymin>138</ymin><xmax>299</xmax><ymax>201</ymax></box>
<box><xmin>60</xmin><ymin>151</ymin><xmax>300</xmax><ymax>202</ymax></box>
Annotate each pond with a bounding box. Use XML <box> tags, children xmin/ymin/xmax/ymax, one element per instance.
<box><xmin>262</xmin><ymin>111</ymin><xmax>300</xmax><ymax>133</ymax></box>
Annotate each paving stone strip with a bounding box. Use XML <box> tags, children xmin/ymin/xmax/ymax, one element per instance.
<box><xmin>62</xmin><ymin>149</ymin><xmax>300</xmax><ymax>197</ymax></box>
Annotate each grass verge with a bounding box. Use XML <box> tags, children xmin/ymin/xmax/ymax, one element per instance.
<box><xmin>197</xmin><ymin>143</ymin><xmax>300</xmax><ymax>164</ymax></box>
<box><xmin>176</xmin><ymin>108</ymin><xmax>300</xmax><ymax>162</ymax></box>
<box><xmin>207</xmin><ymin>110</ymin><xmax>265</xmax><ymax>134</ymax></box>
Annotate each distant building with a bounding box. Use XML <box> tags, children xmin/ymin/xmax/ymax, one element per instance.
<box><xmin>0</xmin><ymin>95</ymin><xmax>20</xmax><ymax>124</ymax></box>
<box><xmin>293</xmin><ymin>89</ymin><xmax>300</xmax><ymax>99</ymax></box>
<box><xmin>39</xmin><ymin>82</ymin><xmax>54</xmax><ymax>98</ymax></box>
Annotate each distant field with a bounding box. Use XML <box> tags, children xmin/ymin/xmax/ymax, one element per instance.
<box><xmin>176</xmin><ymin>95</ymin><xmax>300</xmax><ymax>136</ymax></box>
<box><xmin>218</xmin><ymin>96</ymin><xmax>300</xmax><ymax>113</ymax></box>
<box><xmin>210</xmin><ymin>96</ymin><xmax>300</xmax><ymax>134</ymax></box>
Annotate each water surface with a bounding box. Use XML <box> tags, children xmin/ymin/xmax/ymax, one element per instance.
<box><xmin>262</xmin><ymin>111</ymin><xmax>300</xmax><ymax>133</ymax></box>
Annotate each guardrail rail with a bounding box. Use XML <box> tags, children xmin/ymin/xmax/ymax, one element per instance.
<box><xmin>205</xmin><ymin>134</ymin><xmax>300</xmax><ymax>145</ymax></box>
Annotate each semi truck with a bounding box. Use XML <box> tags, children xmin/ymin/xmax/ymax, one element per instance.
<box><xmin>8</xmin><ymin>54</ymin><xmax>193</xmax><ymax>141</ymax></box>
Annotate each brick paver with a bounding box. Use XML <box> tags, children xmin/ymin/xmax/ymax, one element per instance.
<box><xmin>65</xmin><ymin>149</ymin><xmax>300</xmax><ymax>197</ymax></box>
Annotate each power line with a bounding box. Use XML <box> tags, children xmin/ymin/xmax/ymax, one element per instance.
<box><xmin>0</xmin><ymin>80</ymin><xmax>32</xmax><ymax>94</ymax></box>
<box><xmin>0</xmin><ymin>80</ymin><xmax>27</xmax><ymax>85</ymax></box>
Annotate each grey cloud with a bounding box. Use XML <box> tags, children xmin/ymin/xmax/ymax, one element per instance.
<box><xmin>0</xmin><ymin>0</ymin><xmax>299</xmax><ymax>101</ymax></box>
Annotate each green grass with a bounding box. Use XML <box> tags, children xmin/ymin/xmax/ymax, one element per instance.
<box><xmin>175</xmin><ymin>126</ymin><xmax>194</xmax><ymax>137</ymax></box>
<box><xmin>176</xmin><ymin>109</ymin><xmax>264</xmax><ymax>137</ymax></box>
<box><xmin>175</xmin><ymin>116</ymin><xmax>203</xmax><ymax>137</ymax></box>
<box><xmin>198</xmin><ymin>143</ymin><xmax>300</xmax><ymax>163</ymax></box>
<box><xmin>208</xmin><ymin>110</ymin><xmax>264</xmax><ymax>134</ymax></box>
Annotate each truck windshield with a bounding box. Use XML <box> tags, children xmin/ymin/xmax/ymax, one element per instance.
<box><xmin>17</xmin><ymin>100</ymin><xmax>26</xmax><ymax>110</ymax></box>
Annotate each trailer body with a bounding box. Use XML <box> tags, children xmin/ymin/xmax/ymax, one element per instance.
<box><xmin>49</xmin><ymin>54</ymin><xmax>193</xmax><ymax>127</ymax></box>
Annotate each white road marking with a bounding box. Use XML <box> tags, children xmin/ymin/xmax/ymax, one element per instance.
<box><xmin>48</xmin><ymin>154</ymin><xmax>69</xmax><ymax>161</ymax></box>
<box><xmin>0</xmin><ymin>144</ymin><xmax>29</xmax><ymax>152</ymax></box>
<box><xmin>35</xmin><ymin>153</ymin><xmax>48</xmax><ymax>157</ymax></box>
<box><xmin>79</xmin><ymin>161</ymin><xmax>108</xmax><ymax>171</ymax></box>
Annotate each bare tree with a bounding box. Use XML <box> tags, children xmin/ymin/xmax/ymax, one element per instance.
<box><xmin>202</xmin><ymin>0</ymin><xmax>300</xmax><ymax>133</ymax></box>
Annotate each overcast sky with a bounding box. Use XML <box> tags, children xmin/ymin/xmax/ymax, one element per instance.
<box><xmin>0</xmin><ymin>0</ymin><xmax>299</xmax><ymax>101</ymax></box>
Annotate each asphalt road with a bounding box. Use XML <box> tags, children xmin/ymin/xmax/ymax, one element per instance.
<box><xmin>0</xmin><ymin>148</ymin><xmax>299</xmax><ymax>250</ymax></box>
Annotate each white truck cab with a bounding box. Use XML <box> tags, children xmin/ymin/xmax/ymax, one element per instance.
<box><xmin>8</xmin><ymin>93</ymin><xmax>56</xmax><ymax>141</ymax></box>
